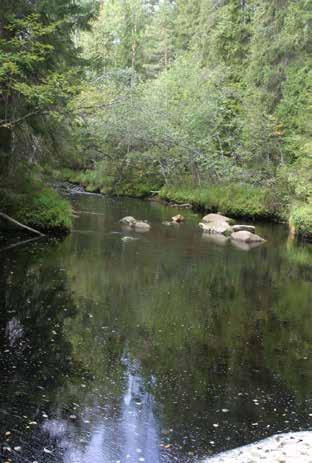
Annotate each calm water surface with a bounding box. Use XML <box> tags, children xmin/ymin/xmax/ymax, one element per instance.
<box><xmin>0</xmin><ymin>195</ymin><xmax>312</xmax><ymax>463</ymax></box>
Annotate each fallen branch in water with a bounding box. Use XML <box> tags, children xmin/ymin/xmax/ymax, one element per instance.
<box><xmin>0</xmin><ymin>212</ymin><xmax>45</xmax><ymax>236</ymax></box>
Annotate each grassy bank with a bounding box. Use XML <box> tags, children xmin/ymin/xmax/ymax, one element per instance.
<box><xmin>0</xmin><ymin>173</ymin><xmax>72</xmax><ymax>234</ymax></box>
<box><xmin>50</xmin><ymin>166</ymin><xmax>312</xmax><ymax>240</ymax></box>
<box><xmin>159</xmin><ymin>184</ymin><xmax>288</xmax><ymax>221</ymax></box>
<box><xmin>54</xmin><ymin>168</ymin><xmax>286</xmax><ymax>220</ymax></box>
<box><xmin>161</xmin><ymin>185</ymin><xmax>312</xmax><ymax>240</ymax></box>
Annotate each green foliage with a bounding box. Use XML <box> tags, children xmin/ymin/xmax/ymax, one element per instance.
<box><xmin>290</xmin><ymin>203</ymin><xmax>312</xmax><ymax>239</ymax></box>
<box><xmin>0</xmin><ymin>173</ymin><xmax>72</xmax><ymax>233</ymax></box>
<box><xmin>0</xmin><ymin>0</ymin><xmax>97</xmax><ymax>233</ymax></box>
<box><xmin>54</xmin><ymin>0</ymin><xmax>309</xmax><ymax>238</ymax></box>
<box><xmin>2</xmin><ymin>0</ymin><xmax>311</xmax><ymax>235</ymax></box>
<box><xmin>0</xmin><ymin>0</ymin><xmax>97</xmax><ymax>171</ymax></box>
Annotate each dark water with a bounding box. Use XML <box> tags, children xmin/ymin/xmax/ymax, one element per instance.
<box><xmin>0</xmin><ymin>195</ymin><xmax>312</xmax><ymax>463</ymax></box>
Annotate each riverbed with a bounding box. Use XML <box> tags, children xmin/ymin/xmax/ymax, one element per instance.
<box><xmin>0</xmin><ymin>194</ymin><xmax>311</xmax><ymax>463</ymax></box>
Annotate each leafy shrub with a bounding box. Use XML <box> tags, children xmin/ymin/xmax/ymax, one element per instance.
<box><xmin>290</xmin><ymin>203</ymin><xmax>312</xmax><ymax>239</ymax></box>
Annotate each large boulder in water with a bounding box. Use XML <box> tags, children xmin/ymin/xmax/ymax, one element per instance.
<box><xmin>202</xmin><ymin>213</ymin><xmax>233</xmax><ymax>224</ymax></box>
<box><xmin>120</xmin><ymin>216</ymin><xmax>137</xmax><ymax>225</ymax></box>
<box><xmin>199</xmin><ymin>221</ymin><xmax>232</xmax><ymax>235</ymax></box>
<box><xmin>231</xmin><ymin>230</ymin><xmax>265</xmax><ymax>243</ymax></box>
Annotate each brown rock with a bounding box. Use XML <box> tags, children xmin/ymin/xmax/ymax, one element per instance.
<box><xmin>172</xmin><ymin>214</ymin><xmax>185</xmax><ymax>223</ymax></box>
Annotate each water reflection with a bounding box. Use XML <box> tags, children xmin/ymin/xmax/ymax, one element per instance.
<box><xmin>42</xmin><ymin>359</ymin><xmax>161</xmax><ymax>463</ymax></box>
<box><xmin>0</xmin><ymin>195</ymin><xmax>312</xmax><ymax>463</ymax></box>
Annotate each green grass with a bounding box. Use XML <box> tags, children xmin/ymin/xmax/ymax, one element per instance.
<box><xmin>0</xmin><ymin>174</ymin><xmax>72</xmax><ymax>234</ymax></box>
<box><xmin>290</xmin><ymin>203</ymin><xmax>312</xmax><ymax>239</ymax></box>
<box><xmin>159</xmin><ymin>183</ymin><xmax>286</xmax><ymax>220</ymax></box>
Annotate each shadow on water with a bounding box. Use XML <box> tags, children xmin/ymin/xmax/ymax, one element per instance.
<box><xmin>0</xmin><ymin>195</ymin><xmax>311</xmax><ymax>462</ymax></box>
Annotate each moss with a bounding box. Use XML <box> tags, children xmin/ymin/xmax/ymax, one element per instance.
<box><xmin>289</xmin><ymin>203</ymin><xmax>312</xmax><ymax>240</ymax></box>
<box><xmin>160</xmin><ymin>183</ymin><xmax>286</xmax><ymax>221</ymax></box>
<box><xmin>0</xmin><ymin>174</ymin><xmax>72</xmax><ymax>234</ymax></box>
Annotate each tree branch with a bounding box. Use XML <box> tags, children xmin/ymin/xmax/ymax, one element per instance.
<box><xmin>0</xmin><ymin>212</ymin><xmax>45</xmax><ymax>236</ymax></box>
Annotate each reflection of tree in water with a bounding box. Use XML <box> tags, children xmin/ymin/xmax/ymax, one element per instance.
<box><xmin>0</xmin><ymin>242</ymin><xmax>80</xmax><ymax>462</ymax></box>
<box><xmin>39</xmin><ymin>357</ymin><xmax>164</xmax><ymax>463</ymax></box>
<box><xmin>61</xmin><ymin>223</ymin><xmax>312</xmax><ymax>457</ymax></box>
<box><xmin>0</xmin><ymin>196</ymin><xmax>312</xmax><ymax>462</ymax></box>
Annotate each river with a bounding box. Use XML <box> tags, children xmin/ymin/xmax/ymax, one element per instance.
<box><xmin>0</xmin><ymin>194</ymin><xmax>311</xmax><ymax>463</ymax></box>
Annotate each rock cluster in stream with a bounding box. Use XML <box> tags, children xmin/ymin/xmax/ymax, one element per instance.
<box><xmin>199</xmin><ymin>213</ymin><xmax>265</xmax><ymax>245</ymax></box>
<box><xmin>120</xmin><ymin>212</ymin><xmax>266</xmax><ymax>248</ymax></box>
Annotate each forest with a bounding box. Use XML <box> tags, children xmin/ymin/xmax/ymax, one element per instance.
<box><xmin>0</xmin><ymin>0</ymin><xmax>311</xmax><ymax>237</ymax></box>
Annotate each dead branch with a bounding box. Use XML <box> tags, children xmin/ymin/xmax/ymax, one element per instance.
<box><xmin>0</xmin><ymin>212</ymin><xmax>45</xmax><ymax>236</ymax></box>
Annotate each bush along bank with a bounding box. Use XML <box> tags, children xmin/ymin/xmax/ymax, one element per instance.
<box><xmin>0</xmin><ymin>174</ymin><xmax>73</xmax><ymax>235</ymax></box>
<box><xmin>289</xmin><ymin>203</ymin><xmax>312</xmax><ymax>241</ymax></box>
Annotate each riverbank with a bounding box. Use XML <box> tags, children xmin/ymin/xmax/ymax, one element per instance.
<box><xmin>47</xmin><ymin>167</ymin><xmax>312</xmax><ymax>240</ymax></box>
<box><xmin>160</xmin><ymin>186</ymin><xmax>312</xmax><ymax>241</ymax></box>
<box><xmin>159</xmin><ymin>184</ymin><xmax>285</xmax><ymax>221</ymax></box>
<box><xmin>0</xmin><ymin>173</ymin><xmax>73</xmax><ymax>235</ymax></box>
<box><xmin>204</xmin><ymin>432</ymin><xmax>312</xmax><ymax>462</ymax></box>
